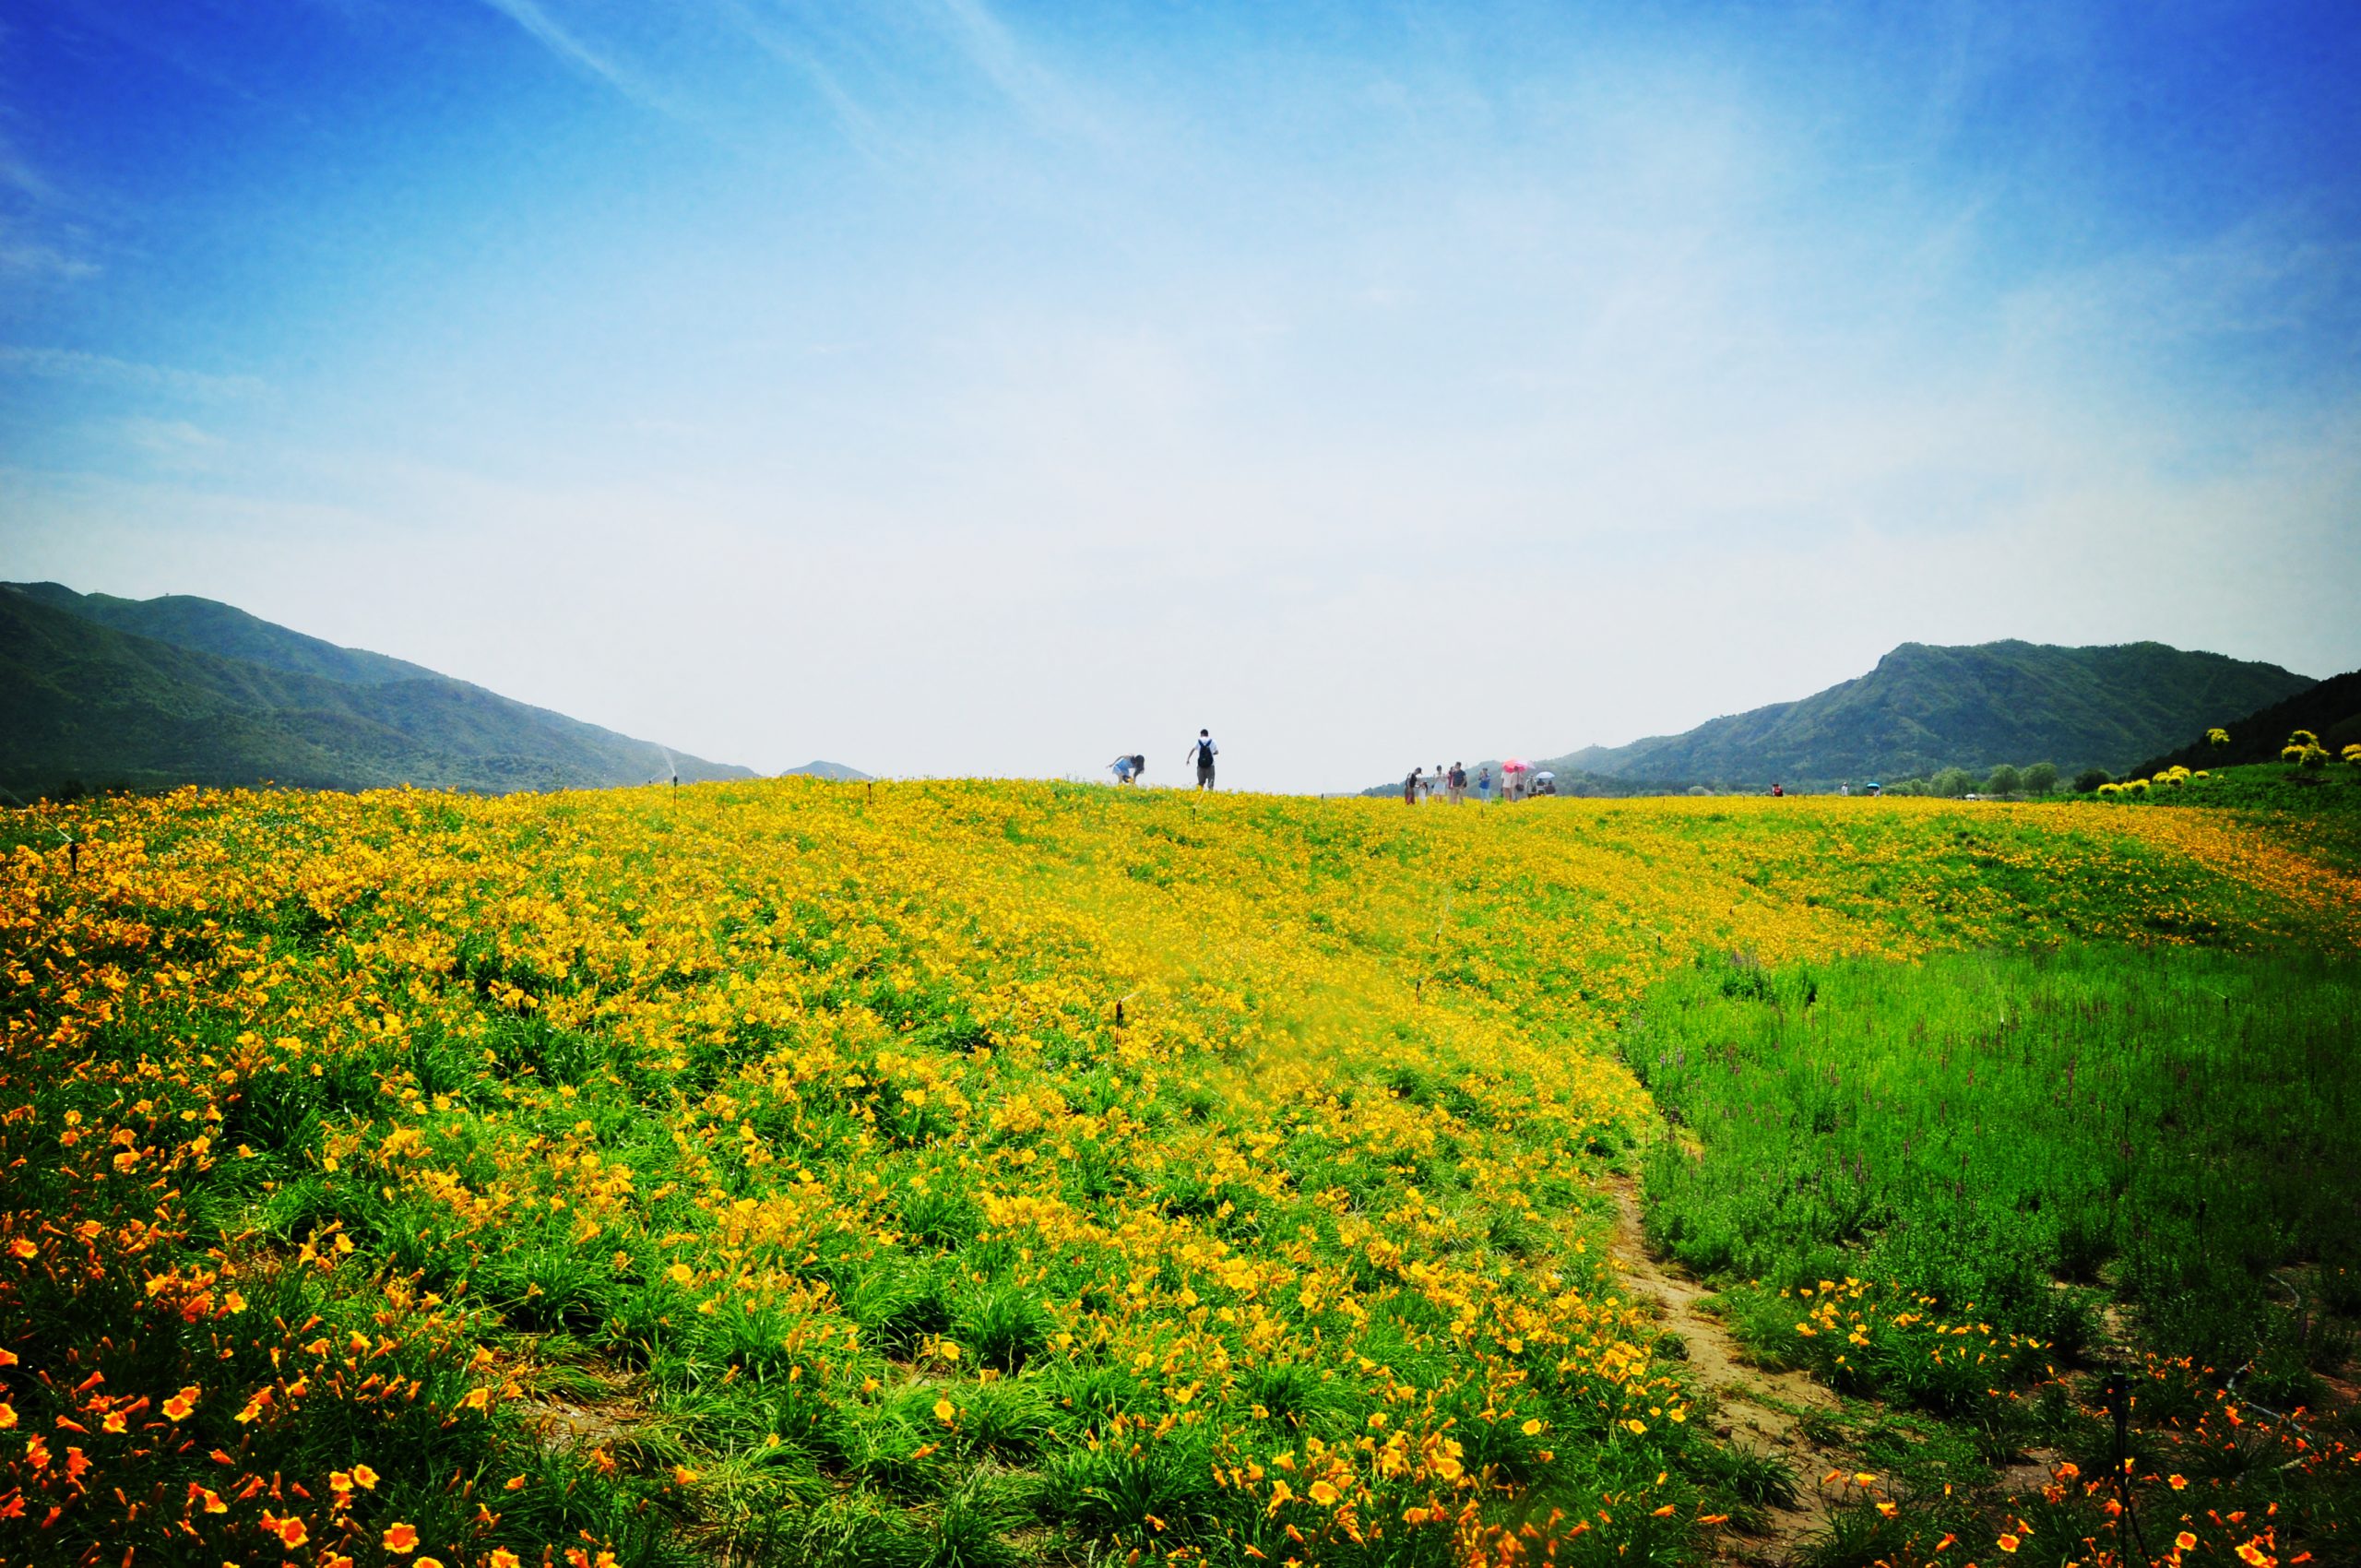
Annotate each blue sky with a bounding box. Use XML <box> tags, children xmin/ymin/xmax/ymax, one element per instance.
<box><xmin>5</xmin><ymin>0</ymin><xmax>2357</xmax><ymax>790</ymax></box>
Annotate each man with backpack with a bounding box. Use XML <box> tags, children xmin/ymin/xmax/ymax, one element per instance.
<box><xmin>1186</xmin><ymin>731</ymin><xmax>1219</xmax><ymax>791</ymax></box>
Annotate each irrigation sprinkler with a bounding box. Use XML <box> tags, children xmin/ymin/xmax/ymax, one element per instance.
<box><xmin>0</xmin><ymin>783</ymin><xmax>77</xmax><ymax>869</ymax></box>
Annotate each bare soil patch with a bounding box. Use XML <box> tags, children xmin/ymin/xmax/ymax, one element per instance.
<box><xmin>1603</xmin><ymin>1175</ymin><xmax>1852</xmax><ymax>1563</ymax></box>
<box><xmin>513</xmin><ymin>1353</ymin><xmax>658</xmax><ymax>1458</ymax></box>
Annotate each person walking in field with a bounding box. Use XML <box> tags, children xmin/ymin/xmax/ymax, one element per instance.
<box><xmin>1446</xmin><ymin>762</ymin><xmax>1466</xmax><ymax>804</ymax></box>
<box><xmin>1477</xmin><ymin>766</ymin><xmax>1492</xmax><ymax>803</ymax></box>
<box><xmin>1187</xmin><ymin>731</ymin><xmax>1219</xmax><ymax>791</ymax></box>
<box><xmin>1404</xmin><ymin>766</ymin><xmax>1423</xmax><ymax>805</ymax></box>
<box><xmin>1109</xmin><ymin>754</ymin><xmax>1145</xmax><ymax>786</ymax></box>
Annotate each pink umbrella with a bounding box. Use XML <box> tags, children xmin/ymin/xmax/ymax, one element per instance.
<box><xmin>1501</xmin><ymin>757</ymin><xmax>1530</xmax><ymax>772</ymax></box>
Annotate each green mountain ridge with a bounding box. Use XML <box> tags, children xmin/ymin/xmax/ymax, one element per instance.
<box><xmin>11</xmin><ymin>581</ymin><xmax>446</xmax><ymax>688</ymax></box>
<box><xmin>1526</xmin><ymin>639</ymin><xmax>2315</xmax><ymax>790</ymax></box>
<box><xmin>1</xmin><ymin>582</ymin><xmax>753</xmax><ymax>796</ymax></box>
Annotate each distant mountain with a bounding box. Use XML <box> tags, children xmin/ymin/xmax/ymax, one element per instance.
<box><xmin>1528</xmin><ymin>640</ymin><xmax>2314</xmax><ymax>790</ymax></box>
<box><xmin>9</xmin><ymin>582</ymin><xmax>444</xmax><ymax>688</ymax></box>
<box><xmin>783</xmin><ymin>760</ymin><xmax>872</xmax><ymax>782</ymax></box>
<box><xmin>2130</xmin><ymin>669</ymin><xmax>2361</xmax><ymax>776</ymax></box>
<box><xmin>1</xmin><ymin>582</ymin><xmax>753</xmax><ymax>796</ymax></box>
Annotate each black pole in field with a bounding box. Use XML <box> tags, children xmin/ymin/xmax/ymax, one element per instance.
<box><xmin>2104</xmin><ymin>1367</ymin><xmax>2148</xmax><ymax>1557</ymax></box>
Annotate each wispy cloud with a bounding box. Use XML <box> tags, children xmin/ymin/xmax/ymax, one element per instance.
<box><xmin>0</xmin><ymin>239</ymin><xmax>98</xmax><ymax>282</ymax></box>
<box><xmin>118</xmin><ymin>416</ymin><xmax>226</xmax><ymax>465</ymax></box>
<box><xmin>714</xmin><ymin>0</ymin><xmax>895</xmax><ymax>160</ymax></box>
<box><xmin>0</xmin><ymin>132</ymin><xmax>57</xmax><ymax>204</ymax></box>
<box><xmin>469</xmin><ymin>0</ymin><xmax>682</xmax><ymax>117</ymax></box>
<box><xmin>569</xmin><ymin>0</ymin><xmax>1107</xmax><ymax>157</ymax></box>
<box><xmin>1994</xmin><ymin>204</ymin><xmax>2361</xmax><ymax>405</ymax></box>
<box><xmin>0</xmin><ymin>125</ymin><xmax>100</xmax><ymax>285</ymax></box>
<box><xmin>0</xmin><ymin>346</ymin><xmax>265</xmax><ymax>400</ymax></box>
<box><xmin>931</xmin><ymin>0</ymin><xmax>1099</xmax><ymax>140</ymax></box>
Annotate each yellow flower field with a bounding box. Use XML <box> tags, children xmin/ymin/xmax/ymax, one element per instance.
<box><xmin>1</xmin><ymin>780</ymin><xmax>2354</xmax><ymax>1567</ymax></box>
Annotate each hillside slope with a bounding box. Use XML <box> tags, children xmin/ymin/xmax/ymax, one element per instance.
<box><xmin>1546</xmin><ymin>639</ymin><xmax>2312</xmax><ymax>788</ymax></box>
<box><xmin>5</xmin><ymin>779</ymin><xmax>2355</xmax><ymax>1565</ymax></box>
<box><xmin>2130</xmin><ymin>668</ymin><xmax>2361</xmax><ymax>775</ymax></box>
<box><xmin>0</xmin><ymin>583</ymin><xmax>752</xmax><ymax>794</ymax></box>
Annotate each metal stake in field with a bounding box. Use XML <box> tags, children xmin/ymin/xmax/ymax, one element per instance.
<box><xmin>2104</xmin><ymin>1367</ymin><xmax>2149</xmax><ymax>1558</ymax></box>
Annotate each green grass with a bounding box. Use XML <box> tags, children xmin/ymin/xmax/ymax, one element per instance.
<box><xmin>1631</xmin><ymin>944</ymin><xmax>2361</xmax><ymax>1562</ymax></box>
<box><xmin>1637</xmin><ymin>945</ymin><xmax>2360</xmax><ymax>1396</ymax></box>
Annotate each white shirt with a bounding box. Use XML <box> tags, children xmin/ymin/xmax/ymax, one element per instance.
<box><xmin>1188</xmin><ymin>737</ymin><xmax>1218</xmax><ymax>759</ymax></box>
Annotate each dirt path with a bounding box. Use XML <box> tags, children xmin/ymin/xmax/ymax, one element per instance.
<box><xmin>512</xmin><ymin>1351</ymin><xmax>658</xmax><ymax>1459</ymax></box>
<box><xmin>1603</xmin><ymin>1175</ymin><xmax>1853</xmax><ymax>1563</ymax></box>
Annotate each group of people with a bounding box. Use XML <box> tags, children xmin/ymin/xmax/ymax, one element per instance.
<box><xmin>1106</xmin><ymin>737</ymin><xmax>1561</xmax><ymax>803</ymax></box>
<box><xmin>1109</xmin><ymin>731</ymin><xmax>1221</xmax><ymax>790</ymax></box>
<box><xmin>1397</xmin><ymin>762</ymin><xmax>1548</xmax><ymax>803</ymax></box>
<box><xmin>1402</xmin><ymin>761</ymin><xmax>1560</xmax><ymax>803</ymax></box>
<box><xmin>1107</xmin><ymin>743</ymin><xmax>1884</xmax><ymax>801</ymax></box>
<box><xmin>1403</xmin><ymin>763</ymin><xmax>1467</xmax><ymax>804</ymax></box>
